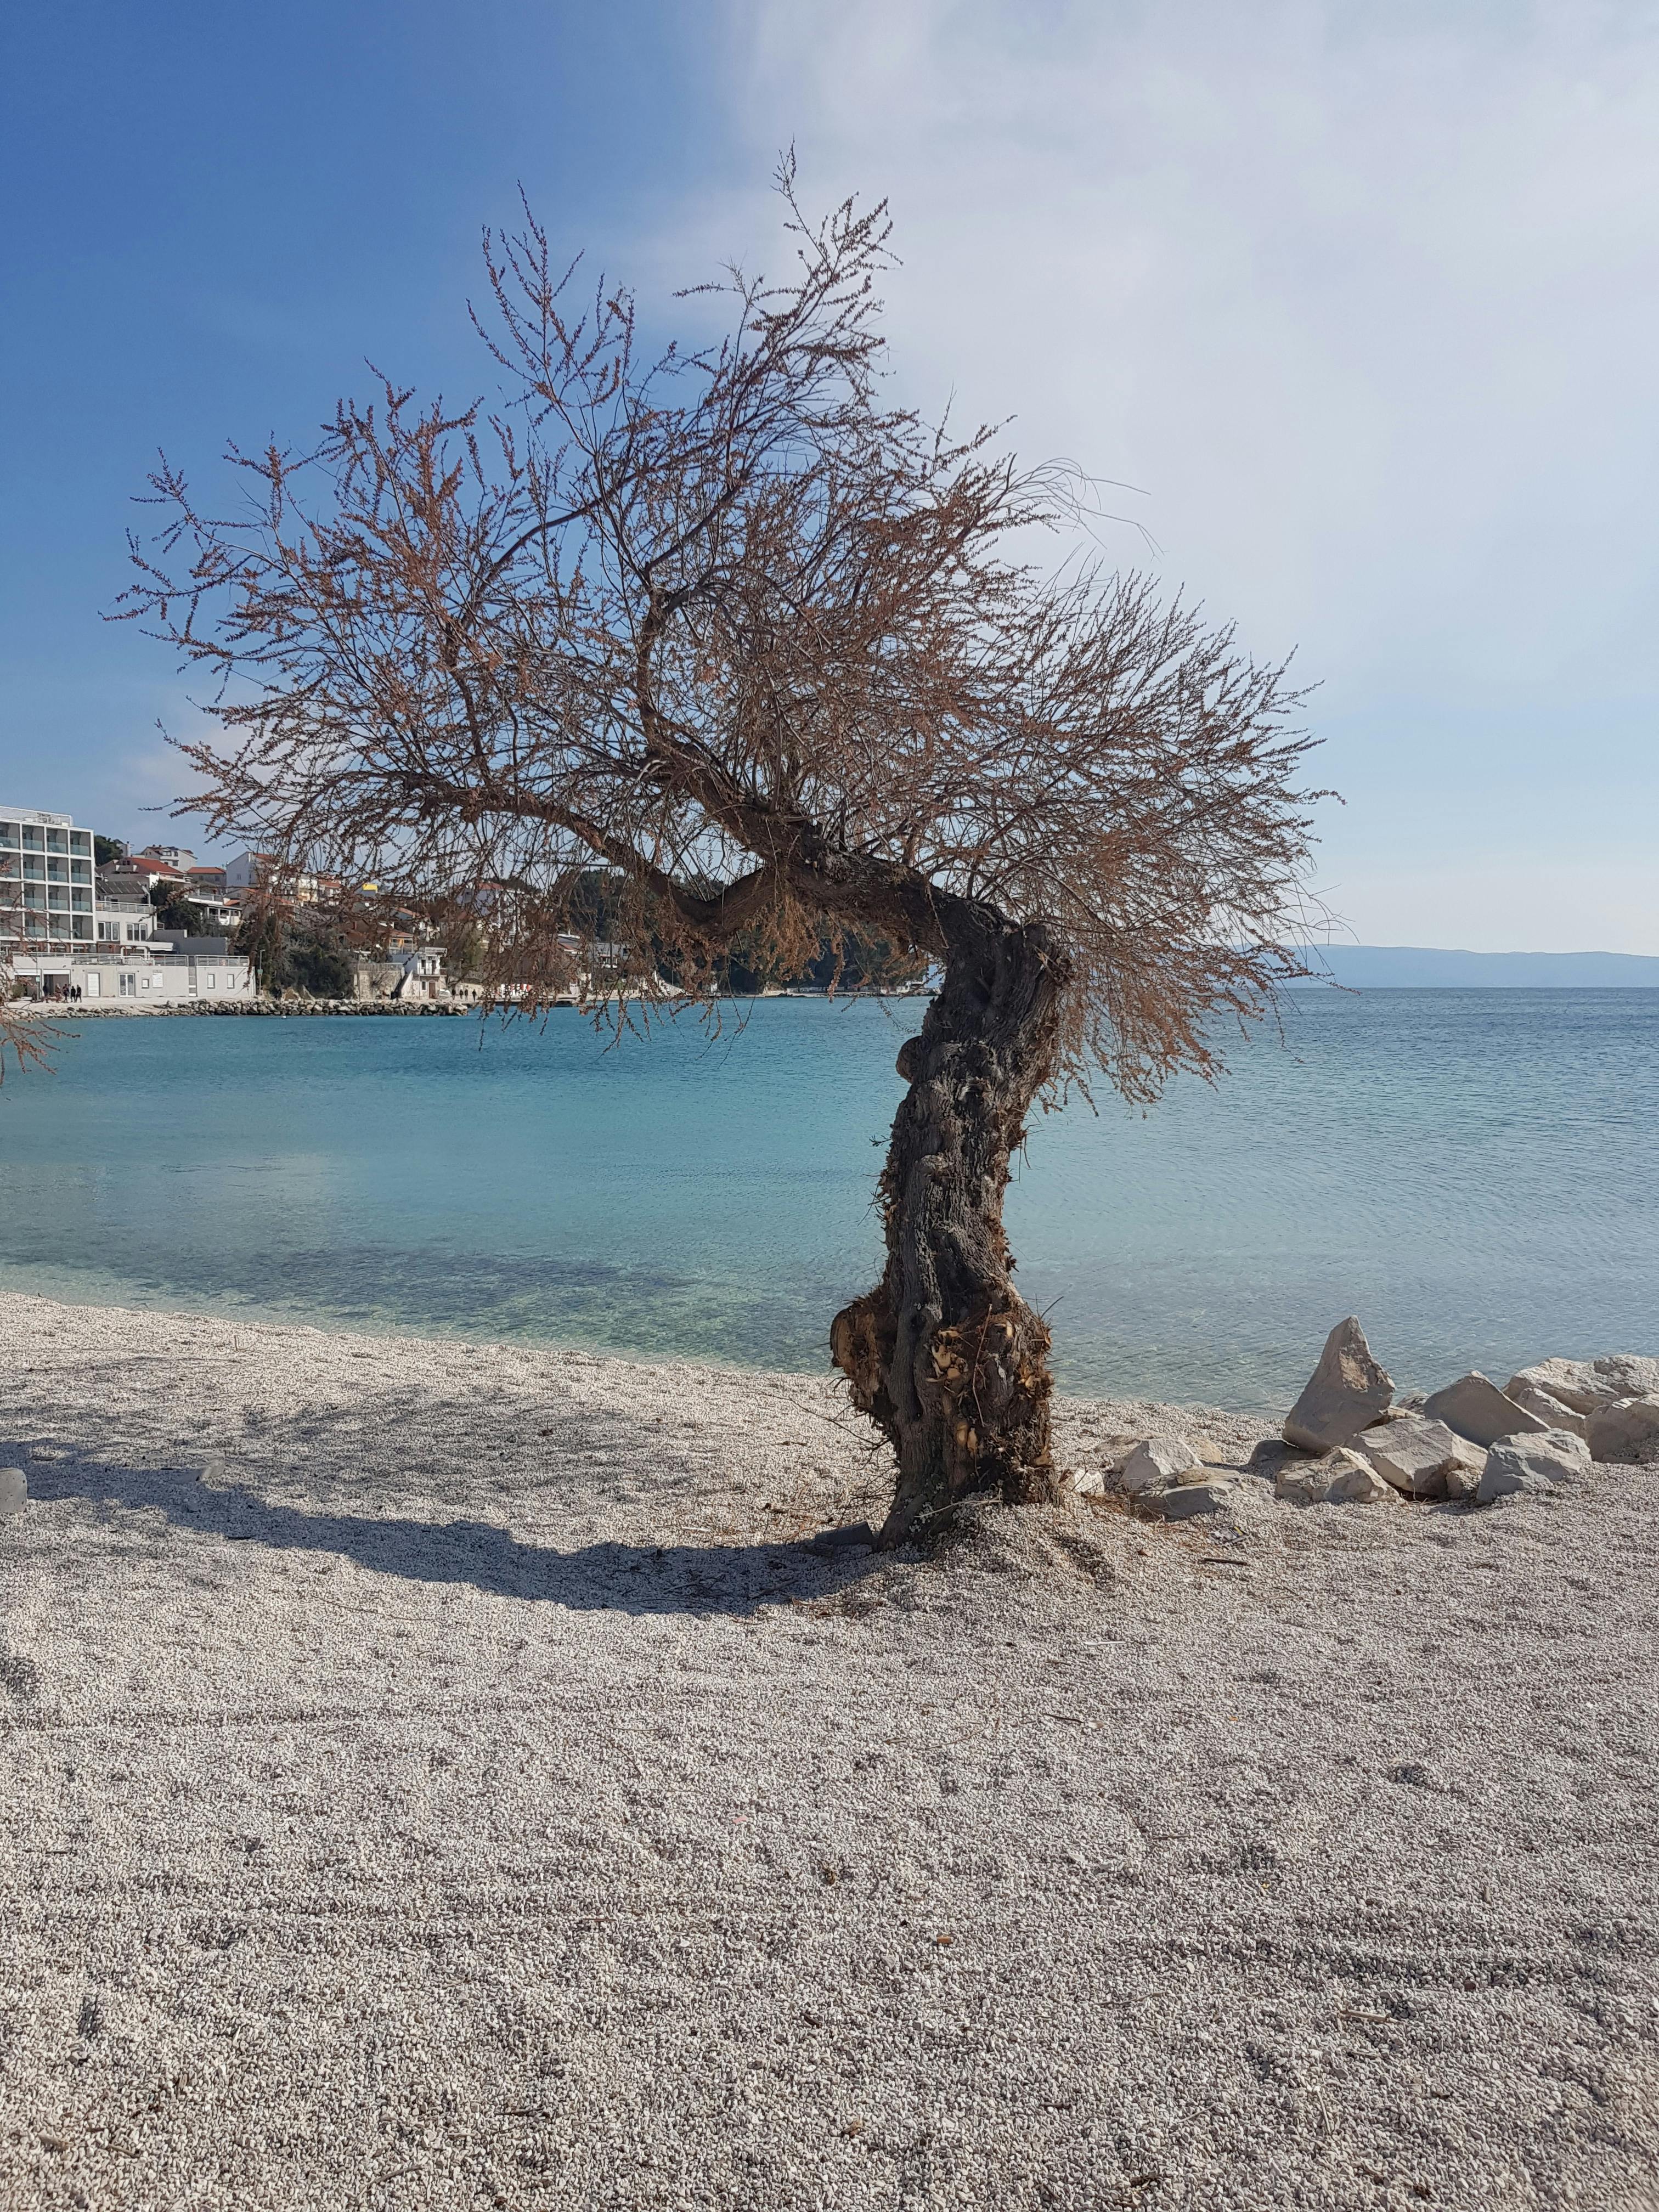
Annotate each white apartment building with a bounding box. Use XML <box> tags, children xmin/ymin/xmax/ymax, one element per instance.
<box><xmin>2</xmin><ymin>806</ymin><xmax>255</xmax><ymax>1006</ymax></box>
<box><xmin>0</xmin><ymin>808</ymin><xmax>96</xmax><ymax>952</ymax></box>
<box><xmin>97</xmin><ymin>895</ymin><xmax>158</xmax><ymax>946</ymax></box>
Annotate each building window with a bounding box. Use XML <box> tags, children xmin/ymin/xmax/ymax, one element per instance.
<box><xmin>205</xmin><ymin>973</ymin><xmax>218</xmax><ymax>990</ymax></box>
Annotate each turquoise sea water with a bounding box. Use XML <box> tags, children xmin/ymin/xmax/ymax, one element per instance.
<box><xmin>2</xmin><ymin>993</ymin><xmax>1655</xmax><ymax>1412</ymax></box>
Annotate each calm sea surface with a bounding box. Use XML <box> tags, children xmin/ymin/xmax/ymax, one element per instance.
<box><xmin>2</xmin><ymin>992</ymin><xmax>1655</xmax><ymax>1412</ymax></box>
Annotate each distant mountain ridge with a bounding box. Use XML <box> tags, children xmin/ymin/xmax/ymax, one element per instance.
<box><xmin>1288</xmin><ymin>946</ymin><xmax>1659</xmax><ymax>988</ymax></box>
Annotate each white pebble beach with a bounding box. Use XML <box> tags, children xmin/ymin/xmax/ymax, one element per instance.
<box><xmin>2</xmin><ymin>1291</ymin><xmax>1657</xmax><ymax>2210</ymax></box>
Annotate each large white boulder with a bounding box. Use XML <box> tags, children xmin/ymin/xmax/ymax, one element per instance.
<box><xmin>1421</xmin><ymin>1372</ymin><xmax>1548</xmax><ymax>1448</ymax></box>
<box><xmin>1119</xmin><ymin>1436</ymin><xmax>1204</xmax><ymax>1496</ymax></box>
<box><xmin>1507</xmin><ymin>1356</ymin><xmax>1659</xmax><ymax>1418</ymax></box>
<box><xmin>1476</xmin><ymin>1430</ymin><xmax>1592</xmax><ymax>1503</ymax></box>
<box><xmin>1282</xmin><ymin>1318</ymin><xmax>1395</xmax><ymax>1454</ymax></box>
<box><xmin>1357</xmin><ymin>1415</ymin><xmax>1470</xmax><ymax>1500</ymax></box>
<box><xmin>1585</xmin><ymin>1397</ymin><xmax>1659</xmax><ymax>1466</ymax></box>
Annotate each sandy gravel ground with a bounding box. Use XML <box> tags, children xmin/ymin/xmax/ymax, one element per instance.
<box><xmin>1</xmin><ymin>1293</ymin><xmax>1657</xmax><ymax>2212</ymax></box>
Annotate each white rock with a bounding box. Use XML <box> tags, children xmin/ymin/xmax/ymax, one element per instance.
<box><xmin>1282</xmin><ymin>1318</ymin><xmax>1395</xmax><ymax>1454</ymax></box>
<box><xmin>1275</xmin><ymin>1447</ymin><xmax>1375</xmax><ymax>1505</ymax></box>
<box><xmin>1476</xmin><ymin>1430</ymin><xmax>1592</xmax><ymax>1503</ymax></box>
<box><xmin>1147</xmin><ymin>1478</ymin><xmax>1241</xmax><ymax>1519</ymax></box>
<box><xmin>1585</xmin><ymin>1396</ymin><xmax>1659</xmax><ymax>1466</ymax></box>
<box><xmin>1275</xmin><ymin>1459</ymin><xmax>1333</xmax><ymax>1505</ymax></box>
<box><xmin>1357</xmin><ymin>1415</ymin><xmax>1468</xmax><ymax>1500</ymax></box>
<box><xmin>1073</xmin><ymin>1467</ymin><xmax>1107</xmax><ymax>1498</ymax></box>
<box><xmin>1326</xmin><ymin>1458</ymin><xmax>1402</xmax><ymax>1505</ymax></box>
<box><xmin>1507</xmin><ymin>1356</ymin><xmax>1659</xmax><ymax>1418</ymax></box>
<box><xmin>1421</xmin><ymin>1372</ymin><xmax>1548</xmax><ymax>1448</ymax></box>
<box><xmin>0</xmin><ymin>1467</ymin><xmax>26</xmax><ymax>1519</ymax></box>
<box><xmin>1119</xmin><ymin>1436</ymin><xmax>1203</xmax><ymax>1496</ymax></box>
<box><xmin>1502</xmin><ymin>1378</ymin><xmax>1590</xmax><ymax>1442</ymax></box>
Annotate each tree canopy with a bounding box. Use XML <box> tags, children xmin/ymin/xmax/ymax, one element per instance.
<box><xmin>119</xmin><ymin>170</ymin><xmax>1327</xmax><ymax>1541</ymax></box>
<box><xmin>121</xmin><ymin>170</ymin><xmax>1320</xmax><ymax>1099</ymax></box>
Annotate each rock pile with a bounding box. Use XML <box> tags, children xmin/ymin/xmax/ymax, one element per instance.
<box><xmin>1272</xmin><ymin>1322</ymin><xmax>1659</xmax><ymax>1511</ymax></box>
<box><xmin>1077</xmin><ymin>1322</ymin><xmax>1658</xmax><ymax>1523</ymax></box>
<box><xmin>1075</xmin><ymin>1435</ymin><xmax>1247</xmax><ymax>1519</ymax></box>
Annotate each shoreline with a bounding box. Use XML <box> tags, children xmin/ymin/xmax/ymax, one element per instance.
<box><xmin>0</xmin><ymin>1280</ymin><xmax>1290</xmax><ymax>1428</ymax></box>
<box><xmin>37</xmin><ymin>984</ymin><xmax>938</xmax><ymax>1020</ymax></box>
<box><xmin>25</xmin><ymin>998</ymin><xmax>472</xmax><ymax>1019</ymax></box>
<box><xmin>2</xmin><ymin>1294</ymin><xmax>1656</xmax><ymax>2208</ymax></box>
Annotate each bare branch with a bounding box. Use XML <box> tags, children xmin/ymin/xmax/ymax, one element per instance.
<box><xmin>115</xmin><ymin>176</ymin><xmax>1331</xmax><ymax>1533</ymax></box>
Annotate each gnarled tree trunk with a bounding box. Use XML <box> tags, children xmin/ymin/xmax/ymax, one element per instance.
<box><xmin>831</xmin><ymin>903</ymin><xmax>1073</xmax><ymax>1545</ymax></box>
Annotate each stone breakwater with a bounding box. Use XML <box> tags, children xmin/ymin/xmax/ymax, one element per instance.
<box><xmin>1075</xmin><ymin>1317</ymin><xmax>1659</xmax><ymax>1522</ymax></box>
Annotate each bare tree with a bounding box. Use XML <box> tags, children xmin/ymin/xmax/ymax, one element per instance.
<box><xmin>0</xmin><ymin>985</ymin><xmax>55</xmax><ymax>1084</ymax></box>
<box><xmin>119</xmin><ymin>170</ymin><xmax>1324</xmax><ymax>1545</ymax></box>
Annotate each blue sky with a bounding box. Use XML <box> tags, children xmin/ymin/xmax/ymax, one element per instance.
<box><xmin>3</xmin><ymin>0</ymin><xmax>1655</xmax><ymax>950</ymax></box>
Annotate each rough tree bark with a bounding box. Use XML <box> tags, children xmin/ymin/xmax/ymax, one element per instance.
<box><xmin>831</xmin><ymin>900</ymin><xmax>1073</xmax><ymax>1545</ymax></box>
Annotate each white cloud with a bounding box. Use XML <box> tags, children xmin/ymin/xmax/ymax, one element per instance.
<box><xmin>656</xmin><ymin>0</ymin><xmax>1659</xmax><ymax>948</ymax></box>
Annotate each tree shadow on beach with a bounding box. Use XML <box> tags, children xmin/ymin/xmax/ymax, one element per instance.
<box><xmin>9</xmin><ymin>1455</ymin><xmax>886</xmax><ymax>1620</ymax></box>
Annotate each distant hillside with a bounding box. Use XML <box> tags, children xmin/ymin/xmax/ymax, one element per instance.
<box><xmin>1288</xmin><ymin>946</ymin><xmax>1659</xmax><ymax>988</ymax></box>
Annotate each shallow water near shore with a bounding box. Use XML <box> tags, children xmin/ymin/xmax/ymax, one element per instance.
<box><xmin>2</xmin><ymin>990</ymin><xmax>1655</xmax><ymax>1410</ymax></box>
